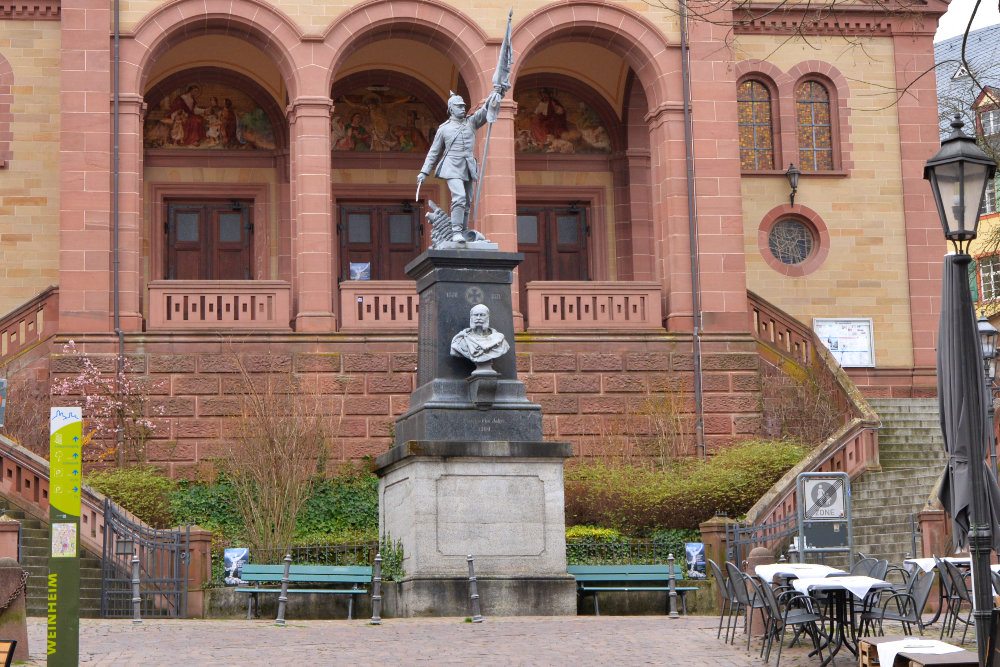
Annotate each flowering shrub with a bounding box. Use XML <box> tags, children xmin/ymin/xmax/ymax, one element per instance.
<box><xmin>51</xmin><ymin>341</ymin><xmax>161</xmax><ymax>465</ymax></box>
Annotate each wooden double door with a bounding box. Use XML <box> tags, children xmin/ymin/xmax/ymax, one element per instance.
<box><xmin>516</xmin><ymin>204</ymin><xmax>589</xmax><ymax>294</ymax></box>
<box><xmin>338</xmin><ymin>204</ymin><xmax>422</xmax><ymax>281</ymax></box>
<box><xmin>165</xmin><ymin>200</ymin><xmax>253</xmax><ymax>280</ymax></box>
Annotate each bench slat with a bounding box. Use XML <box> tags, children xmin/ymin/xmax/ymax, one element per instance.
<box><xmin>571</xmin><ymin>574</ymin><xmax>686</xmax><ymax>582</ymax></box>
<box><xmin>240</xmin><ymin>573</ymin><xmax>370</xmax><ymax>583</ymax></box>
<box><xmin>234</xmin><ymin>588</ymin><xmax>368</xmax><ymax>595</ymax></box>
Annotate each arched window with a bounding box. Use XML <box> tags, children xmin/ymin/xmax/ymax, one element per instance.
<box><xmin>737</xmin><ymin>80</ymin><xmax>774</xmax><ymax>170</ymax></box>
<box><xmin>795</xmin><ymin>80</ymin><xmax>833</xmax><ymax>170</ymax></box>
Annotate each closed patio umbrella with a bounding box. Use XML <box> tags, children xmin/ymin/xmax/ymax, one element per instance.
<box><xmin>936</xmin><ymin>253</ymin><xmax>1000</xmax><ymax>552</ymax></box>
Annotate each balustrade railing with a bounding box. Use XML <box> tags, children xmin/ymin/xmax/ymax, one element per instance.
<box><xmin>0</xmin><ymin>286</ymin><xmax>58</xmax><ymax>365</ymax></box>
<box><xmin>147</xmin><ymin>280</ymin><xmax>291</xmax><ymax>331</ymax></box>
<box><xmin>339</xmin><ymin>281</ymin><xmax>419</xmax><ymax>331</ymax></box>
<box><xmin>735</xmin><ymin>292</ymin><xmax>880</xmax><ymax>556</ymax></box>
<box><xmin>524</xmin><ymin>281</ymin><xmax>663</xmax><ymax>331</ymax></box>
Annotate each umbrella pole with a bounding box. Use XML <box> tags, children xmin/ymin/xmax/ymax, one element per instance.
<box><xmin>952</xmin><ymin>254</ymin><xmax>994</xmax><ymax>665</ymax></box>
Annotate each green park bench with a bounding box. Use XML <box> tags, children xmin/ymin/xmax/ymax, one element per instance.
<box><xmin>235</xmin><ymin>563</ymin><xmax>372</xmax><ymax>620</ymax></box>
<box><xmin>567</xmin><ymin>564</ymin><xmax>698</xmax><ymax>616</ymax></box>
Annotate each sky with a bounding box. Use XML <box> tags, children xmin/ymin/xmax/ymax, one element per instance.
<box><xmin>935</xmin><ymin>0</ymin><xmax>1000</xmax><ymax>41</ymax></box>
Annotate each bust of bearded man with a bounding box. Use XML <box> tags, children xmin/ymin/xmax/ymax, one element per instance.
<box><xmin>450</xmin><ymin>304</ymin><xmax>509</xmax><ymax>366</ymax></box>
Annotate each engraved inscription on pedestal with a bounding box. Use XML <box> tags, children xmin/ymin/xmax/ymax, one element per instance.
<box><xmin>436</xmin><ymin>474</ymin><xmax>545</xmax><ymax>556</ymax></box>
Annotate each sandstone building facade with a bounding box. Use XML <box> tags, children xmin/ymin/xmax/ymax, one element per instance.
<box><xmin>0</xmin><ymin>0</ymin><xmax>949</xmax><ymax>475</ymax></box>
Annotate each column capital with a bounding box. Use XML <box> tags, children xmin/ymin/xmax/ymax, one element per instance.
<box><xmin>286</xmin><ymin>97</ymin><xmax>334</xmax><ymax>122</ymax></box>
<box><xmin>644</xmin><ymin>102</ymin><xmax>684</xmax><ymax>130</ymax></box>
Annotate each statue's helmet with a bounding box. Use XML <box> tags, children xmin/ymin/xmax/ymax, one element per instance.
<box><xmin>447</xmin><ymin>91</ymin><xmax>466</xmax><ymax>111</ymax></box>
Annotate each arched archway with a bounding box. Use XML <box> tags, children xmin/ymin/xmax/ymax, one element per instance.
<box><xmin>323</xmin><ymin>0</ymin><xmax>492</xmax><ymax>105</ymax></box>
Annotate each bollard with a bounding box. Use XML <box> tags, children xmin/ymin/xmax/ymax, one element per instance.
<box><xmin>275</xmin><ymin>554</ymin><xmax>292</xmax><ymax>627</ymax></box>
<box><xmin>370</xmin><ymin>553</ymin><xmax>383</xmax><ymax>625</ymax></box>
<box><xmin>467</xmin><ymin>555</ymin><xmax>483</xmax><ymax>623</ymax></box>
<box><xmin>746</xmin><ymin>546</ymin><xmax>774</xmax><ymax>638</ymax></box>
<box><xmin>131</xmin><ymin>556</ymin><xmax>142</xmax><ymax>624</ymax></box>
<box><xmin>0</xmin><ymin>558</ymin><xmax>29</xmax><ymax>661</ymax></box>
<box><xmin>667</xmin><ymin>553</ymin><xmax>679</xmax><ymax>619</ymax></box>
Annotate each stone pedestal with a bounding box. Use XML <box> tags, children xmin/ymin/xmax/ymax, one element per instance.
<box><xmin>376</xmin><ymin>248</ymin><xmax>576</xmax><ymax>616</ymax></box>
<box><xmin>376</xmin><ymin>441</ymin><xmax>576</xmax><ymax>616</ymax></box>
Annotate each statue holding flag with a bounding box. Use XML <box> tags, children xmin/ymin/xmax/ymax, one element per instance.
<box><xmin>417</xmin><ymin>9</ymin><xmax>513</xmax><ymax>246</ymax></box>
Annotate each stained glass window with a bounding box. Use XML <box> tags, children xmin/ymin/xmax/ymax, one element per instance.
<box><xmin>795</xmin><ymin>81</ymin><xmax>834</xmax><ymax>170</ymax></box>
<box><xmin>768</xmin><ymin>219</ymin><xmax>814</xmax><ymax>265</ymax></box>
<box><xmin>737</xmin><ymin>80</ymin><xmax>774</xmax><ymax>170</ymax></box>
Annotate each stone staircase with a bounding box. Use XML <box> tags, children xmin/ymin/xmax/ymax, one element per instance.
<box><xmin>0</xmin><ymin>502</ymin><xmax>103</xmax><ymax>617</ymax></box>
<box><xmin>849</xmin><ymin>398</ymin><xmax>946</xmax><ymax>564</ymax></box>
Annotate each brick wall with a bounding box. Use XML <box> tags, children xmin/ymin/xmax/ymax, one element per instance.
<box><xmin>47</xmin><ymin>333</ymin><xmax>764</xmax><ymax>478</ymax></box>
<box><xmin>0</xmin><ymin>20</ymin><xmax>60</xmax><ymax>314</ymax></box>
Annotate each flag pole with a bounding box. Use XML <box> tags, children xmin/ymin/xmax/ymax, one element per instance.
<box><xmin>471</xmin><ymin>8</ymin><xmax>513</xmax><ymax>228</ymax></box>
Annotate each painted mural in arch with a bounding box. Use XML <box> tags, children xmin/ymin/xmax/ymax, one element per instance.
<box><xmin>144</xmin><ymin>81</ymin><xmax>277</xmax><ymax>150</ymax></box>
<box><xmin>514</xmin><ymin>88</ymin><xmax>611</xmax><ymax>154</ymax></box>
<box><xmin>332</xmin><ymin>86</ymin><xmax>438</xmax><ymax>152</ymax></box>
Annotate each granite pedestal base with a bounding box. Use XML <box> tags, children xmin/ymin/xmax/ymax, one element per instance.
<box><xmin>375</xmin><ymin>440</ymin><xmax>576</xmax><ymax>616</ymax></box>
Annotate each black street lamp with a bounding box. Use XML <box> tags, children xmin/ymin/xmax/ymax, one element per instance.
<box><xmin>925</xmin><ymin>113</ymin><xmax>998</xmax><ymax>665</ymax></box>
<box><xmin>785</xmin><ymin>163</ymin><xmax>801</xmax><ymax>206</ymax></box>
<box><xmin>978</xmin><ymin>315</ymin><xmax>999</xmax><ymax>476</ymax></box>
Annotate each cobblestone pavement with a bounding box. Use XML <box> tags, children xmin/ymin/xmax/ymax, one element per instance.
<box><xmin>19</xmin><ymin>615</ymin><xmax>875</xmax><ymax>665</ymax></box>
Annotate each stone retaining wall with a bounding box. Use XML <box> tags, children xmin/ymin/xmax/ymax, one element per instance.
<box><xmin>44</xmin><ymin>332</ymin><xmax>763</xmax><ymax>477</ymax></box>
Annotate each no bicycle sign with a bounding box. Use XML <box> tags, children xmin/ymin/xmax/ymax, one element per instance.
<box><xmin>802</xmin><ymin>477</ymin><xmax>847</xmax><ymax>520</ymax></box>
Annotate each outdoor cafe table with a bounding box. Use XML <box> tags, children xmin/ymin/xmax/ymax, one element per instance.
<box><xmin>903</xmin><ymin>557</ymin><xmax>971</xmax><ymax>573</ymax></box>
<box><xmin>753</xmin><ymin>563</ymin><xmax>845</xmax><ymax>583</ymax></box>
<box><xmin>791</xmin><ymin>575</ymin><xmax>893</xmax><ymax>666</ymax></box>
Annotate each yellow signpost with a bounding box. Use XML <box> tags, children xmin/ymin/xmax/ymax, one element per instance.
<box><xmin>48</xmin><ymin>407</ymin><xmax>81</xmax><ymax>666</ymax></box>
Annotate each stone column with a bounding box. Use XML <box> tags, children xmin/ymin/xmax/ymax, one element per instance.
<box><xmin>287</xmin><ymin>97</ymin><xmax>336</xmax><ymax>332</ymax></box>
<box><xmin>115</xmin><ymin>93</ymin><xmax>145</xmax><ymax>331</ymax></box>
<box><xmin>0</xmin><ymin>520</ymin><xmax>18</xmax><ymax>560</ymax></box>
<box><xmin>59</xmin><ymin>0</ymin><xmax>112</xmax><ymax>331</ymax></box>
<box><xmin>185</xmin><ymin>527</ymin><xmax>214</xmax><ymax>618</ymax></box>
<box><xmin>475</xmin><ymin>98</ymin><xmax>522</xmax><ymax>327</ymax></box>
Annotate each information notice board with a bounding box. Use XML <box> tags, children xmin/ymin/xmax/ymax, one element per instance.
<box><xmin>813</xmin><ymin>318</ymin><xmax>875</xmax><ymax>368</ymax></box>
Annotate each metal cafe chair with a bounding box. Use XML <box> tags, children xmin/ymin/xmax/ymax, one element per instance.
<box><xmin>708</xmin><ymin>559</ymin><xmax>739</xmax><ymax>642</ymax></box>
<box><xmin>752</xmin><ymin>576</ymin><xmax>826</xmax><ymax>667</ymax></box>
<box><xmin>941</xmin><ymin>559</ymin><xmax>974</xmax><ymax>642</ymax></box>
<box><xmin>725</xmin><ymin>561</ymin><xmax>767</xmax><ymax>650</ymax></box>
<box><xmin>860</xmin><ymin>569</ymin><xmax>935</xmax><ymax>637</ymax></box>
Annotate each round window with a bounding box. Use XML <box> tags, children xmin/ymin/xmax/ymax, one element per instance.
<box><xmin>767</xmin><ymin>219</ymin><xmax>814</xmax><ymax>265</ymax></box>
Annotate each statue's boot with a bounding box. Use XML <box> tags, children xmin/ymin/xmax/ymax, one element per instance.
<box><xmin>450</xmin><ymin>205</ymin><xmax>467</xmax><ymax>243</ymax></box>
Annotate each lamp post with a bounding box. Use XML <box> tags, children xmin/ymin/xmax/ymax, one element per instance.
<box><xmin>977</xmin><ymin>315</ymin><xmax>999</xmax><ymax>476</ymax></box>
<box><xmin>925</xmin><ymin>114</ymin><xmax>998</xmax><ymax>666</ymax></box>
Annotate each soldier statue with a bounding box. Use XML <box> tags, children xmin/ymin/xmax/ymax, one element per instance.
<box><xmin>417</xmin><ymin>10</ymin><xmax>513</xmax><ymax>246</ymax></box>
<box><xmin>417</xmin><ymin>91</ymin><xmax>502</xmax><ymax>243</ymax></box>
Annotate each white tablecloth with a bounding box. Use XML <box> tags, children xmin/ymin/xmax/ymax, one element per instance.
<box><xmin>792</xmin><ymin>575</ymin><xmax>889</xmax><ymax>600</ymax></box>
<box><xmin>876</xmin><ymin>639</ymin><xmax>964</xmax><ymax>666</ymax></box>
<box><xmin>753</xmin><ymin>563</ymin><xmax>845</xmax><ymax>582</ymax></box>
<box><xmin>904</xmin><ymin>556</ymin><xmax>971</xmax><ymax>573</ymax></box>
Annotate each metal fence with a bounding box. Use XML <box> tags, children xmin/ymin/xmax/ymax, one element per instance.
<box><xmin>724</xmin><ymin>512</ymin><xmax>797</xmax><ymax>566</ymax></box>
<box><xmin>250</xmin><ymin>543</ymin><xmax>375</xmax><ymax>566</ymax></box>
<box><xmin>101</xmin><ymin>498</ymin><xmax>190</xmax><ymax>618</ymax></box>
<box><xmin>566</xmin><ymin>539</ymin><xmax>693</xmax><ymax>566</ymax></box>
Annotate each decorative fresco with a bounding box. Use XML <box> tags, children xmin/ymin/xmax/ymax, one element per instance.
<box><xmin>513</xmin><ymin>88</ymin><xmax>612</xmax><ymax>154</ymax></box>
<box><xmin>332</xmin><ymin>86</ymin><xmax>437</xmax><ymax>152</ymax></box>
<box><xmin>144</xmin><ymin>82</ymin><xmax>277</xmax><ymax>150</ymax></box>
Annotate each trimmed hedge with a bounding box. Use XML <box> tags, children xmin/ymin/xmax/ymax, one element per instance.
<box><xmin>86</xmin><ymin>466</ymin><xmax>177</xmax><ymax>527</ymax></box>
<box><xmin>564</xmin><ymin>438</ymin><xmax>806</xmax><ymax>533</ymax></box>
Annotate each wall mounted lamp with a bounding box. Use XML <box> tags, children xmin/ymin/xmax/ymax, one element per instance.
<box><xmin>785</xmin><ymin>163</ymin><xmax>801</xmax><ymax>206</ymax></box>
